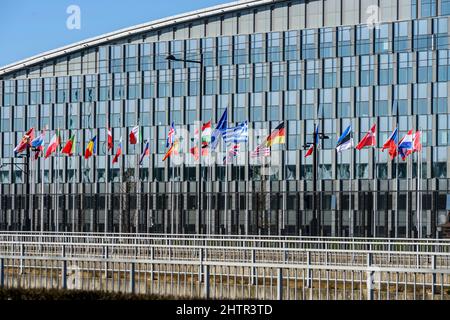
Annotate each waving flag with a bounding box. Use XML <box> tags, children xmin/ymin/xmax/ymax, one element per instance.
<box><xmin>223</xmin><ymin>121</ymin><xmax>248</xmax><ymax>145</ymax></box>
<box><xmin>61</xmin><ymin>134</ymin><xmax>76</xmax><ymax>156</ymax></box>
<box><xmin>305</xmin><ymin>124</ymin><xmax>319</xmax><ymax>158</ymax></box>
<box><xmin>84</xmin><ymin>136</ymin><xmax>97</xmax><ymax>160</ymax></box>
<box><xmin>251</xmin><ymin>144</ymin><xmax>270</xmax><ymax>158</ymax></box>
<box><xmin>265</xmin><ymin>122</ymin><xmax>285</xmax><ymax>147</ymax></box>
<box><xmin>139</xmin><ymin>141</ymin><xmax>150</xmax><ymax>165</ymax></box>
<box><xmin>45</xmin><ymin>131</ymin><xmax>61</xmax><ymax>159</ymax></box>
<box><xmin>224</xmin><ymin>144</ymin><xmax>240</xmax><ymax>164</ymax></box>
<box><xmin>32</xmin><ymin>130</ymin><xmax>46</xmax><ymax>160</ymax></box>
<box><xmin>129</xmin><ymin>126</ymin><xmax>140</xmax><ymax>145</ymax></box>
<box><xmin>413</xmin><ymin>131</ymin><xmax>422</xmax><ymax>153</ymax></box>
<box><xmin>210</xmin><ymin>109</ymin><xmax>228</xmax><ymax>150</ymax></box>
<box><xmin>14</xmin><ymin>128</ymin><xmax>35</xmax><ymax>155</ymax></box>
<box><xmin>398</xmin><ymin>130</ymin><xmax>414</xmax><ymax>161</ymax></box>
<box><xmin>382</xmin><ymin>128</ymin><xmax>398</xmax><ymax>160</ymax></box>
<box><xmin>31</xmin><ymin>129</ymin><xmax>45</xmax><ymax>149</ymax></box>
<box><xmin>166</xmin><ymin>122</ymin><xmax>177</xmax><ymax>148</ymax></box>
<box><xmin>336</xmin><ymin>125</ymin><xmax>353</xmax><ymax>153</ymax></box>
<box><xmin>356</xmin><ymin>124</ymin><xmax>377</xmax><ymax>150</ymax></box>
<box><xmin>107</xmin><ymin>127</ymin><xmax>113</xmax><ymax>151</ymax></box>
<box><xmin>163</xmin><ymin>140</ymin><xmax>180</xmax><ymax>161</ymax></box>
<box><xmin>112</xmin><ymin>137</ymin><xmax>122</xmax><ymax>164</ymax></box>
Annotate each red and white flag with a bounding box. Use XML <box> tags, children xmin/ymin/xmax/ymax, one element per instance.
<box><xmin>129</xmin><ymin>126</ymin><xmax>140</xmax><ymax>145</ymax></box>
<box><xmin>356</xmin><ymin>124</ymin><xmax>377</xmax><ymax>150</ymax></box>
<box><xmin>107</xmin><ymin>127</ymin><xmax>113</xmax><ymax>151</ymax></box>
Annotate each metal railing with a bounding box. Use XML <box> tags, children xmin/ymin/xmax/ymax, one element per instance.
<box><xmin>0</xmin><ymin>233</ymin><xmax>450</xmax><ymax>300</ymax></box>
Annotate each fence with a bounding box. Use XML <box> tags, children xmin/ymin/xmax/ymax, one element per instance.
<box><xmin>0</xmin><ymin>232</ymin><xmax>450</xmax><ymax>300</ymax></box>
<box><xmin>1</xmin><ymin>190</ymin><xmax>450</xmax><ymax>238</ymax></box>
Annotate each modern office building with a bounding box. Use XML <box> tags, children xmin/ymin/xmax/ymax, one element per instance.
<box><xmin>1</xmin><ymin>0</ymin><xmax>450</xmax><ymax>238</ymax></box>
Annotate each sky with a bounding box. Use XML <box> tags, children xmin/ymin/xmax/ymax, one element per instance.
<box><xmin>0</xmin><ymin>0</ymin><xmax>231</xmax><ymax>68</ymax></box>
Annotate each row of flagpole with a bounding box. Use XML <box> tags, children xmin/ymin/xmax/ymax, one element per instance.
<box><xmin>14</xmin><ymin>115</ymin><xmax>423</xmax><ymax>236</ymax></box>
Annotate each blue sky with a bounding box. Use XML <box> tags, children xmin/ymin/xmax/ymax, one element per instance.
<box><xmin>0</xmin><ymin>0</ymin><xmax>230</xmax><ymax>67</ymax></box>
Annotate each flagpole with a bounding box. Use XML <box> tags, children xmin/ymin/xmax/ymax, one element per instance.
<box><xmin>105</xmin><ymin>130</ymin><xmax>109</xmax><ymax>234</ymax></box>
<box><xmin>56</xmin><ymin>130</ymin><xmax>60</xmax><ymax>232</ymax></box>
<box><xmin>349</xmin><ymin>144</ymin><xmax>353</xmax><ymax>238</ymax></box>
<box><xmin>41</xmin><ymin>155</ymin><xmax>44</xmax><ymax>233</ymax></box>
<box><xmin>417</xmin><ymin>129</ymin><xmax>421</xmax><ymax>238</ymax></box>
<box><xmin>373</xmin><ymin>146</ymin><xmax>377</xmax><ymax>238</ymax></box>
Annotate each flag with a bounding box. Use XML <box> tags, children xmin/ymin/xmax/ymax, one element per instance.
<box><xmin>166</xmin><ymin>122</ymin><xmax>177</xmax><ymax>148</ymax></box>
<box><xmin>382</xmin><ymin>128</ymin><xmax>398</xmax><ymax>160</ymax></box>
<box><xmin>251</xmin><ymin>145</ymin><xmax>271</xmax><ymax>158</ymax></box>
<box><xmin>398</xmin><ymin>130</ymin><xmax>414</xmax><ymax>161</ymax></box>
<box><xmin>32</xmin><ymin>130</ymin><xmax>45</xmax><ymax>160</ymax></box>
<box><xmin>163</xmin><ymin>140</ymin><xmax>179</xmax><ymax>161</ymax></box>
<box><xmin>356</xmin><ymin>124</ymin><xmax>377</xmax><ymax>150</ymax></box>
<box><xmin>223</xmin><ymin>144</ymin><xmax>240</xmax><ymax>164</ymax></box>
<box><xmin>113</xmin><ymin>137</ymin><xmax>122</xmax><ymax>164</ymax></box>
<box><xmin>191</xmin><ymin>121</ymin><xmax>212</xmax><ymax>160</ymax></box>
<box><xmin>305</xmin><ymin>125</ymin><xmax>319</xmax><ymax>158</ymax></box>
<box><xmin>412</xmin><ymin>131</ymin><xmax>422</xmax><ymax>153</ymax></box>
<box><xmin>190</xmin><ymin>145</ymin><xmax>209</xmax><ymax>161</ymax></box>
<box><xmin>45</xmin><ymin>131</ymin><xmax>61</xmax><ymax>159</ymax></box>
<box><xmin>265</xmin><ymin>122</ymin><xmax>285</xmax><ymax>147</ymax></box>
<box><xmin>107</xmin><ymin>127</ymin><xmax>113</xmax><ymax>151</ymax></box>
<box><xmin>336</xmin><ymin>125</ymin><xmax>353</xmax><ymax>153</ymax></box>
<box><xmin>34</xmin><ymin>147</ymin><xmax>44</xmax><ymax>160</ymax></box>
<box><xmin>84</xmin><ymin>136</ymin><xmax>97</xmax><ymax>160</ymax></box>
<box><xmin>61</xmin><ymin>134</ymin><xmax>76</xmax><ymax>156</ymax></box>
<box><xmin>223</xmin><ymin>121</ymin><xmax>248</xmax><ymax>145</ymax></box>
<box><xmin>129</xmin><ymin>126</ymin><xmax>140</xmax><ymax>145</ymax></box>
<box><xmin>210</xmin><ymin>109</ymin><xmax>228</xmax><ymax>150</ymax></box>
<box><xmin>139</xmin><ymin>141</ymin><xmax>150</xmax><ymax>165</ymax></box>
<box><xmin>31</xmin><ymin>129</ymin><xmax>46</xmax><ymax>149</ymax></box>
<box><xmin>14</xmin><ymin>128</ymin><xmax>35</xmax><ymax>155</ymax></box>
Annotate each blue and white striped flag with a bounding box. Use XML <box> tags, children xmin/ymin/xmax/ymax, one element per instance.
<box><xmin>223</xmin><ymin>121</ymin><xmax>248</xmax><ymax>145</ymax></box>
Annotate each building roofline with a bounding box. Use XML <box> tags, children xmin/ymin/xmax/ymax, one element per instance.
<box><xmin>0</xmin><ymin>0</ymin><xmax>280</xmax><ymax>77</ymax></box>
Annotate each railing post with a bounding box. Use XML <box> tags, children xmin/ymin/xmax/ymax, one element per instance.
<box><xmin>0</xmin><ymin>258</ymin><xmax>4</xmax><ymax>288</ymax></box>
<box><xmin>103</xmin><ymin>246</ymin><xmax>108</xmax><ymax>279</ymax></box>
<box><xmin>431</xmin><ymin>254</ymin><xmax>436</xmax><ymax>296</ymax></box>
<box><xmin>203</xmin><ymin>264</ymin><xmax>210</xmax><ymax>299</ymax></box>
<box><xmin>251</xmin><ymin>249</ymin><xmax>256</xmax><ymax>285</ymax></box>
<box><xmin>306</xmin><ymin>251</ymin><xmax>312</xmax><ymax>288</ymax></box>
<box><xmin>61</xmin><ymin>245</ymin><xmax>67</xmax><ymax>290</ymax></box>
<box><xmin>277</xmin><ymin>268</ymin><xmax>283</xmax><ymax>301</ymax></box>
<box><xmin>366</xmin><ymin>252</ymin><xmax>374</xmax><ymax>300</ymax></box>
<box><xmin>20</xmin><ymin>243</ymin><xmax>24</xmax><ymax>274</ymax></box>
<box><xmin>199</xmin><ymin>248</ymin><xmax>203</xmax><ymax>284</ymax></box>
<box><xmin>130</xmin><ymin>262</ymin><xmax>136</xmax><ymax>294</ymax></box>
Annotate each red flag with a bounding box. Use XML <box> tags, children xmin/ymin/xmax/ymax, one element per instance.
<box><xmin>107</xmin><ymin>127</ymin><xmax>113</xmax><ymax>151</ymax></box>
<box><xmin>113</xmin><ymin>138</ymin><xmax>122</xmax><ymax>164</ymax></box>
<box><xmin>413</xmin><ymin>131</ymin><xmax>422</xmax><ymax>153</ymax></box>
<box><xmin>356</xmin><ymin>124</ymin><xmax>376</xmax><ymax>150</ymax></box>
<box><xmin>190</xmin><ymin>142</ymin><xmax>209</xmax><ymax>161</ymax></box>
<box><xmin>304</xmin><ymin>145</ymin><xmax>313</xmax><ymax>158</ymax></box>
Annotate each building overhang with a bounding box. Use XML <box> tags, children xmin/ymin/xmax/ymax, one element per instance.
<box><xmin>0</xmin><ymin>0</ymin><xmax>283</xmax><ymax>77</ymax></box>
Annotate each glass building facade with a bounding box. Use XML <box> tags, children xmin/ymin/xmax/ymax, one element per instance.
<box><xmin>1</xmin><ymin>0</ymin><xmax>450</xmax><ymax>238</ymax></box>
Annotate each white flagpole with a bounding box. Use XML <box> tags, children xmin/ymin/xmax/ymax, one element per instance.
<box><xmin>72</xmin><ymin>155</ymin><xmax>76</xmax><ymax>233</ymax></box>
<box><xmin>373</xmin><ymin>146</ymin><xmax>377</xmax><ymax>238</ymax></box>
<box><xmin>349</xmin><ymin>146</ymin><xmax>353</xmax><ymax>238</ymax></box>
<box><xmin>225</xmin><ymin>152</ymin><xmax>228</xmax><ymax>235</ymax></box>
<box><xmin>417</xmin><ymin>131</ymin><xmax>421</xmax><ymax>238</ymax></box>
<box><xmin>56</xmin><ymin>130</ymin><xmax>60</xmax><ymax>232</ymax></box>
<box><xmin>105</xmin><ymin>133</ymin><xmax>109</xmax><ymax>234</ymax></box>
<box><xmin>41</xmin><ymin>155</ymin><xmax>44</xmax><ymax>233</ymax></box>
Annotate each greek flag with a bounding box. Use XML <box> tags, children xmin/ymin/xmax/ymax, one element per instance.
<box><xmin>223</xmin><ymin>121</ymin><xmax>248</xmax><ymax>145</ymax></box>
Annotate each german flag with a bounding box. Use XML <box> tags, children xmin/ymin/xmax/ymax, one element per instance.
<box><xmin>265</xmin><ymin>122</ymin><xmax>285</xmax><ymax>147</ymax></box>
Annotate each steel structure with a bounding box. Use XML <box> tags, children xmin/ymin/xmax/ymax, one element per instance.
<box><xmin>0</xmin><ymin>232</ymin><xmax>449</xmax><ymax>300</ymax></box>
